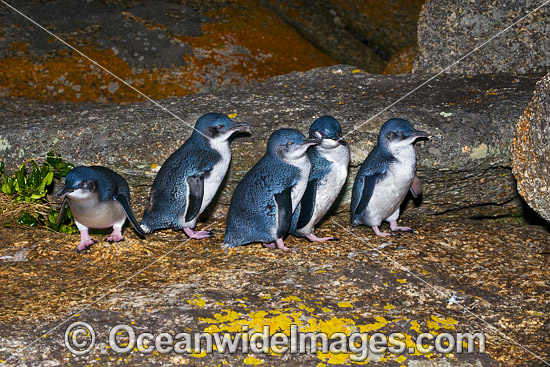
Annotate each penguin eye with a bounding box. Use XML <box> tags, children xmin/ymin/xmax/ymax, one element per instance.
<box><xmin>396</xmin><ymin>131</ymin><xmax>403</xmax><ymax>135</ymax></box>
<box><xmin>216</xmin><ymin>124</ymin><xmax>224</xmax><ymax>129</ymax></box>
<box><xmin>286</xmin><ymin>141</ymin><xmax>294</xmax><ymax>146</ymax></box>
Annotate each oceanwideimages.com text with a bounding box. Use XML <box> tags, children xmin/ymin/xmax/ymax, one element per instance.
<box><xmin>66</xmin><ymin>322</ymin><xmax>486</xmax><ymax>360</ymax></box>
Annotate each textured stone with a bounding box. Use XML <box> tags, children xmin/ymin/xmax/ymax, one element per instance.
<box><xmin>414</xmin><ymin>0</ymin><xmax>550</xmax><ymax>74</ymax></box>
<box><xmin>0</xmin><ymin>66</ymin><xmax>542</xmax><ymax>220</ymax></box>
<box><xmin>0</xmin><ymin>0</ymin><xmax>337</xmax><ymax>102</ymax></box>
<box><xmin>382</xmin><ymin>46</ymin><xmax>418</xmax><ymax>75</ymax></box>
<box><xmin>325</xmin><ymin>0</ymin><xmax>424</xmax><ymax>58</ymax></box>
<box><xmin>512</xmin><ymin>72</ymin><xmax>550</xmax><ymax>222</ymax></box>
<box><xmin>260</xmin><ymin>0</ymin><xmax>424</xmax><ymax>72</ymax></box>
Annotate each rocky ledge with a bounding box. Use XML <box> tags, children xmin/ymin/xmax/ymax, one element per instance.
<box><xmin>0</xmin><ymin>66</ymin><xmax>544</xmax><ymax>222</ymax></box>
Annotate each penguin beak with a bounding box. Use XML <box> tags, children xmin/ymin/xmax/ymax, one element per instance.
<box><xmin>408</xmin><ymin>130</ymin><xmax>429</xmax><ymax>139</ymax></box>
<box><xmin>229</xmin><ymin>123</ymin><xmax>249</xmax><ymax>132</ymax></box>
<box><xmin>302</xmin><ymin>138</ymin><xmax>321</xmax><ymax>146</ymax></box>
<box><xmin>56</xmin><ymin>186</ymin><xmax>73</xmax><ymax>198</ymax></box>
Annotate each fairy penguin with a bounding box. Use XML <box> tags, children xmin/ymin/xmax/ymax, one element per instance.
<box><xmin>56</xmin><ymin>166</ymin><xmax>146</xmax><ymax>253</ymax></box>
<box><xmin>140</xmin><ymin>113</ymin><xmax>248</xmax><ymax>239</ymax></box>
<box><xmin>223</xmin><ymin>128</ymin><xmax>320</xmax><ymax>250</ymax></box>
<box><xmin>289</xmin><ymin>116</ymin><xmax>350</xmax><ymax>242</ymax></box>
<box><xmin>350</xmin><ymin>118</ymin><xmax>428</xmax><ymax>236</ymax></box>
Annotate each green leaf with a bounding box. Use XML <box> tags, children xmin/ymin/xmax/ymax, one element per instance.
<box><xmin>3</xmin><ymin>153</ymin><xmax>77</xmax><ymax>233</ymax></box>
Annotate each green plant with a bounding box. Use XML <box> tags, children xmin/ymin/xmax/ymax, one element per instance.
<box><xmin>0</xmin><ymin>152</ymin><xmax>78</xmax><ymax>233</ymax></box>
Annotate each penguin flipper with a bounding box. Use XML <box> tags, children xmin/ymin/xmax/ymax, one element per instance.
<box><xmin>274</xmin><ymin>186</ymin><xmax>293</xmax><ymax>238</ymax></box>
<box><xmin>410</xmin><ymin>175</ymin><xmax>422</xmax><ymax>198</ymax></box>
<box><xmin>115</xmin><ymin>194</ymin><xmax>147</xmax><ymax>237</ymax></box>
<box><xmin>355</xmin><ymin>174</ymin><xmax>381</xmax><ymax>215</ymax></box>
<box><xmin>56</xmin><ymin>197</ymin><xmax>68</xmax><ymax>226</ymax></box>
<box><xmin>296</xmin><ymin>178</ymin><xmax>317</xmax><ymax>230</ymax></box>
<box><xmin>185</xmin><ymin>172</ymin><xmax>204</xmax><ymax>223</ymax></box>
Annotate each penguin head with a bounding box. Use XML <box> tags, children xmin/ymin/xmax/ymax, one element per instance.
<box><xmin>194</xmin><ymin>113</ymin><xmax>249</xmax><ymax>141</ymax></box>
<box><xmin>267</xmin><ymin>128</ymin><xmax>321</xmax><ymax>161</ymax></box>
<box><xmin>56</xmin><ymin>166</ymin><xmax>98</xmax><ymax>201</ymax></box>
<box><xmin>378</xmin><ymin>118</ymin><xmax>428</xmax><ymax>149</ymax></box>
<box><xmin>309</xmin><ymin>116</ymin><xmax>347</xmax><ymax>148</ymax></box>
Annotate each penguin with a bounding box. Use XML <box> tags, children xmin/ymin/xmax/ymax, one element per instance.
<box><xmin>289</xmin><ymin>116</ymin><xmax>350</xmax><ymax>242</ymax></box>
<box><xmin>56</xmin><ymin>166</ymin><xmax>146</xmax><ymax>253</ymax></box>
<box><xmin>350</xmin><ymin>118</ymin><xmax>428</xmax><ymax>236</ymax></box>
<box><xmin>140</xmin><ymin>113</ymin><xmax>248</xmax><ymax>238</ymax></box>
<box><xmin>223</xmin><ymin>128</ymin><xmax>320</xmax><ymax>250</ymax></box>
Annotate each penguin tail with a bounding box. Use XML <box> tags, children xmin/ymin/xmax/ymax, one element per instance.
<box><xmin>350</xmin><ymin>215</ymin><xmax>362</xmax><ymax>227</ymax></box>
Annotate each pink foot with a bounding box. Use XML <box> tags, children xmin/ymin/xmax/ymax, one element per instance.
<box><xmin>306</xmin><ymin>233</ymin><xmax>338</xmax><ymax>242</ymax></box>
<box><xmin>183</xmin><ymin>227</ymin><xmax>213</xmax><ymax>239</ymax></box>
<box><xmin>390</xmin><ymin>221</ymin><xmax>413</xmax><ymax>233</ymax></box>
<box><xmin>262</xmin><ymin>238</ymin><xmax>296</xmax><ymax>251</ymax></box>
<box><xmin>372</xmin><ymin>226</ymin><xmax>393</xmax><ymax>236</ymax></box>
<box><xmin>105</xmin><ymin>228</ymin><xmax>124</xmax><ymax>243</ymax></box>
<box><xmin>76</xmin><ymin>238</ymin><xmax>95</xmax><ymax>253</ymax></box>
<box><xmin>75</xmin><ymin>224</ymin><xmax>95</xmax><ymax>253</ymax></box>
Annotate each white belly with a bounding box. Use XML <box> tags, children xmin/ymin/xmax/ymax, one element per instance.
<box><xmin>282</xmin><ymin>153</ymin><xmax>311</xmax><ymax>213</ymax></box>
<box><xmin>297</xmin><ymin>144</ymin><xmax>349</xmax><ymax>235</ymax></box>
<box><xmin>181</xmin><ymin>140</ymin><xmax>231</xmax><ymax>227</ymax></box>
<box><xmin>290</xmin><ymin>157</ymin><xmax>311</xmax><ymax>212</ymax></box>
<box><xmin>200</xmin><ymin>155</ymin><xmax>230</xmax><ymax>214</ymax></box>
<box><xmin>69</xmin><ymin>198</ymin><xmax>126</xmax><ymax>229</ymax></box>
<box><xmin>365</xmin><ymin>146</ymin><xmax>416</xmax><ymax>225</ymax></box>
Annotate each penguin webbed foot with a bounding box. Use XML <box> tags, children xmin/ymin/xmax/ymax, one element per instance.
<box><xmin>76</xmin><ymin>239</ymin><xmax>96</xmax><ymax>253</ymax></box>
<box><xmin>389</xmin><ymin>221</ymin><xmax>414</xmax><ymax>233</ymax></box>
<box><xmin>105</xmin><ymin>236</ymin><xmax>125</xmax><ymax>243</ymax></box>
<box><xmin>306</xmin><ymin>233</ymin><xmax>339</xmax><ymax>242</ymax></box>
<box><xmin>105</xmin><ymin>228</ymin><xmax>125</xmax><ymax>243</ymax></box>
<box><xmin>262</xmin><ymin>238</ymin><xmax>297</xmax><ymax>251</ymax></box>
<box><xmin>372</xmin><ymin>226</ymin><xmax>394</xmax><ymax>237</ymax></box>
<box><xmin>183</xmin><ymin>227</ymin><xmax>214</xmax><ymax>239</ymax></box>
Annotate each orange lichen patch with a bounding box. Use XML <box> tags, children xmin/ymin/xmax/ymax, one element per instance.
<box><xmin>0</xmin><ymin>46</ymin><xmax>197</xmax><ymax>102</ymax></box>
<box><xmin>6</xmin><ymin>40</ymin><xmax>30</xmax><ymax>56</ymax></box>
<box><xmin>382</xmin><ymin>46</ymin><xmax>417</xmax><ymax>75</ymax></box>
<box><xmin>0</xmin><ymin>1</ymin><xmax>336</xmax><ymax>103</ymax></box>
<box><xmin>174</xmin><ymin>2</ymin><xmax>337</xmax><ymax>84</ymax></box>
<box><xmin>511</xmin><ymin>105</ymin><xmax>533</xmax><ymax>198</ymax></box>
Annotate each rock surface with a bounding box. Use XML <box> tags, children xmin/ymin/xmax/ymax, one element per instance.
<box><xmin>1</xmin><ymin>218</ymin><xmax>549</xmax><ymax>366</ymax></box>
<box><xmin>259</xmin><ymin>0</ymin><xmax>424</xmax><ymax>72</ymax></box>
<box><xmin>0</xmin><ymin>0</ymin><xmax>424</xmax><ymax>103</ymax></box>
<box><xmin>0</xmin><ymin>0</ymin><xmax>337</xmax><ymax>102</ymax></box>
<box><xmin>512</xmin><ymin>72</ymin><xmax>550</xmax><ymax>222</ymax></box>
<box><xmin>414</xmin><ymin>0</ymin><xmax>550</xmax><ymax>74</ymax></box>
<box><xmin>0</xmin><ymin>66</ymin><xmax>543</xmax><ymax>221</ymax></box>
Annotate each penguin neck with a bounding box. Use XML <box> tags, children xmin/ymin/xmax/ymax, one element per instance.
<box><xmin>315</xmin><ymin>143</ymin><xmax>350</xmax><ymax>165</ymax></box>
<box><xmin>280</xmin><ymin>151</ymin><xmax>309</xmax><ymax>169</ymax></box>
<box><xmin>205</xmin><ymin>136</ymin><xmax>231</xmax><ymax>157</ymax></box>
<box><xmin>387</xmin><ymin>143</ymin><xmax>416</xmax><ymax>168</ymax></box>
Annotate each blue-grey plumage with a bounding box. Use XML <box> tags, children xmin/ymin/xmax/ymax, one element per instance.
<box><xmin>350</xmin><ymin>118</ymin><xmax>428</xmax><ymax>236</ymax></box>
<box><xmin>56</xmin><ymin>166</ymin><xmax>146</xmax><ymax>253</ymax></box>
<box><xmin>140</xmin><ymin>113</ymin><xmax>248</xmax><ymax>239</ymax></box>
<box><xmin>223</xmin><ymin>128</ymin><xmax>320</xmax><ymax>250</ymax></box>
<box><xmin>290</xmin><ymin>116</ymin><xmax>350</xmax><ymax>242</ymax></box>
